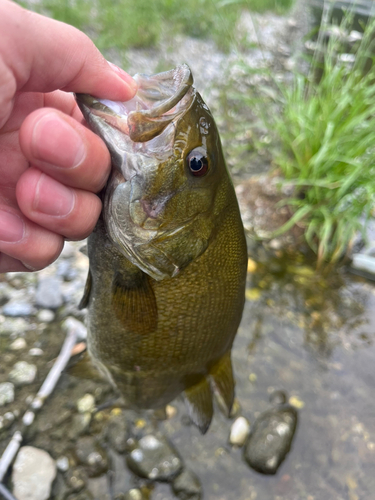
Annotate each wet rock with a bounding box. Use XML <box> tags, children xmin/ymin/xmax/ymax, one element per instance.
<box><xmin>0</xmin><ymin>282</ymin><xmax>11</xmax><ymax>306</ymax></box>
<box><xmin>3</xmin><ymin>301</ymin><xmax>35</xmax><ymax>317</ymax></box>
<box><xmin>75</xmin><ymin>437</ymin><xmax>109</xmax><ymax>477</ymax></box>
<box><xmin>0</xmin><ymin>412</ymin><xmax>15</xmax><ymax>432</ymax></box>
<box><xmin>56</xmin><ymin>456</ymin><xmax>70</xmax><ymax>472</ymax></box>
<box><xmin>172</xmin><ymin>469</ymin><xmax>202</xmax><ymax>500</ymax></box>
<box><xmin>0</xmin><ymin>317</ymin><xmax>29</xmax><ymax>336</ymax></box>
<box><xmin>36</xmin><ymin>276</ymin><xmax>63</xmax><ymax>309</ymax></box>
<box><xmin>9</xmin><ymin>337</ymin><xmax>27</xmax><ymax>350</ymax></box>
<box><xmin>8</xmin><ymin>361</ymin><xmax>37</xmax><ymax>386</ymax></box>
<box><xmin>68</xmin><ymin>413</ymin><xmax>92</xmax><ymax>440</ymax></box>
<box><xmin>65</xmin><ymin>466</ymin><xmax>87</xmax><ymax>492</ymax></box>
<box><xmin>12</xmin><ymin>446</ymin><xmax>56</xmax><ymax>500</ymax></box>
<box><xmin>244</xmin><ymin>404</ymin><xmax>298</xmax><ymax>474</ymax></box>
<box><xmin>229</xmin><ymin>416</ymin><xmax>251</xmax><ymax>447</ymax></box>
<box><xmin>37</xmin><ymin>309</ymin><xmax>55</xmax><ymax>323</ymax></box>
<box><xmin>127</xmin><ymin>434</ymin><xmax>183</xmax><ymax>481</ymax></box>
<box><xmin>105</xmin><ymin>414</ymin><xmax>129</xmax><ymax>453</ymax></box>
<box><xmin>0</xmin><ymin>382</ymin><xmax>15</xmax><ymax>406</ymax></box>
<box><xmin>77</xmin><ymin>394</ymin><xmax>95</xmax><ymax>414</ymax></box>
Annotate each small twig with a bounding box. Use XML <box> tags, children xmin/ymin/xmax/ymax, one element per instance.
<box><xmin>0</xmin><ymin>482</ymin><xmax>18</xmax><ymax>500</ymax></box>
<box><xmin>0</xmin><ymin>320</ymin><xmax>82</xmax><ymax>485</ymax></box>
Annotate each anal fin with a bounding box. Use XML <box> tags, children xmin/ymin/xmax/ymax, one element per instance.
<box><xmin>209</xmin><ymin>351</ymin><xmax>235</xmax><ymax>417</ymax></box>
<box><xmin>183</xmin><ymin>376</ymin><xmax>213</xmax><ymax>434</ymax></box>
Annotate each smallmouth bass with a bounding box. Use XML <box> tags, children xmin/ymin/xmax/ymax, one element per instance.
<box><xmin>75</xmin><ymin>65</ymin><xmax>247</xmax><ymax>433</ymax></box>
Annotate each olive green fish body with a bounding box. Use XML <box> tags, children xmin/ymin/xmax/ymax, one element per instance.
<box><xmin>76</xmin><ymin>66</ymin><xmax>247</xmax><ymax>432</ymax></box>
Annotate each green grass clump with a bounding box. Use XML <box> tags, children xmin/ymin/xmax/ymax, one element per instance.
<box><xmin>271</xmin><ymin>23</ymin><xmax>375</xmax><ymax>264</ymax></box>
<box><xmin>21</xmin><ymin>0</ymin><xmax>294</xmax><ymax>52</ymax></box>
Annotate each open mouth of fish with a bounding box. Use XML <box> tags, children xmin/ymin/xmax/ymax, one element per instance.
<box><xmin>75</xmin><ymin>65</ymin><xmax>200</xmax><ymax>281</ymax></box>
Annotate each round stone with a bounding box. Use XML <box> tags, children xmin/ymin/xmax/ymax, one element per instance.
<box><xmin>77</xmin><ymin>394</ymin><xmax>95</xmax><ymax>414</ymax></box>
<box><xmin>8</xmin><ymin>361</ymin><xmax>37</xmax><ymax>386</ymax></box>
<box><xmin>0</xmin><ymin>382</ymin><xmax>15</xmax><ymax>406</ymax></box>
<box><xmin>229</xmin><ymin>416</ymin><xmax>251</xmax><ymax>446</ymax></box>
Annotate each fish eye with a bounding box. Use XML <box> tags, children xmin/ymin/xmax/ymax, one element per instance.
<box><xmin>186</xmin><ymin>148</ymin><xmax>209</xmax><ymax>177</ymax></box>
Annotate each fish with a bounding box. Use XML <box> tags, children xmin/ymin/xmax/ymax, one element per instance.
<box><xmin>75</xmin><ymin>64</ymin><xmax>247</xmax><ymax>433</ymax></box>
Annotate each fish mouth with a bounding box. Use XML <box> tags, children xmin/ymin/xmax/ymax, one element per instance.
<box><xmin>76</xmin><ymin>64</ymin><xmax>194</xmax><ymax>144</ymax></box>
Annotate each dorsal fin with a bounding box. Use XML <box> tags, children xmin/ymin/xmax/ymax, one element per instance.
<box><xmin>183</xmin><ymin>376</ymin><xmax>213</xmax><ymax>434</ymax></box>
<box><xmin>111</xmin><ymin>271</ymin><xmax>158</xmax><ymax>335</ymax></box>
<box><xmin>209</xmin><ymin>351</ymin><xmax>235</xmax><ymax>417</ymax></box>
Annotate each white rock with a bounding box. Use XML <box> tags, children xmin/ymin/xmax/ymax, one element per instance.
<box><xmin>0</xmin><ymin>382</ymin><xmax>15</xmax><ymax>406</ymax></box>
<box><xmin>229</xmin><ymin>416</ymin><xmax>251</xmax><ymax>446</ymax></box>
<box><xmin>9</xmin><ymin>338</ymin><xmax>27</xmax><ymax>350</ymax></box>
<box><xmin>8</xmin><ymin>361</ymin><xmax>37</xmax><ymax>386</ymax></box>
<box><xmin>56</xmin><ymin>456</ymin><xmax>70</xmax><ymax>472</ymax></box>
<box><xmin>77</xmin><ymin>393</ymin><xmax>95</xmax><ymax>414</ymax></box>
<box><xmin>28</xmin><ymin>347</ymin><xmax>44</xmax><ymax>356</ymax></box>
<box><xmin>37</xmin><ymin>309</ymin><xmax>55</xmax><ymax>323</ymax></box>
<box><xmin>12</xmin><ymin>446</ymin><xmax>56</xmax><ymax>500</ymax></box>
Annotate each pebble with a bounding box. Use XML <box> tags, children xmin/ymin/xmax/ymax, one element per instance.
<box><xmin>229</xmin><ymin>416</ymin><xmax>251</xmax><ymax>446</ymax></box>
<box><xmin>123</xmin><ymin>489</ymin><xmax>144</xmax><ymax>500</ymax></box>
<box><xmin>172</xmin><ymin>469</ymin><xmax>202</xmax><ymax>500</ymax></box>
<box><xmin>9</xmin><ymin>337</ymin><xmax>27</xmax><ymax>350</ymax></box>
<box><xmin>68</xmin><ymin>413</ymin><xmax>92</xmax><ymax>440</ymax></box>
<box><xmin>244</xmin><ymin>404</ymin><xmax>298</xmax><ymax>474</ymax></box>
<box><xmin>105</xmin><ymin>414</ymin><xmax>129</xmax><ymax>453</ymax></box>
<box><xmin>8</xmin><ymin>361</ymin><xmax>37</xmax><ymax>386</ymax></box>
<box><xmin>0</xmin><ymin>382</ymin><xmax>15</xmax><ymax>406</ymax></box>
<box><xmin>0</xmin><ymin>282</ymin><xmax>11</xmax><ymax>306</ymax></box>
<box><xmin>75</xmin><ymin>437</ymin><xmax>109</xmax><ymax>477</ymax></box>
<box><xmin>56</xmin><ymin>456</ymin><xmax>70</xmax><ymax>472</ymax></box>
<box><xmin>3</xmin><ymin>301</ymin><xmax>35</xmax><ymax>317</ymax></box>
<box><xmin>0</xmin><ymin>412</ymin><xmax>15</xmax><ymax>431</ymax></box>
<box><xmin>29</xmin><ymin>347</ymin><xmax>44</xmax><ymax>356</ymax></box>
<box><xmin>77</xmin><ymin>394</ymin><xmax>95</xmax><ymax>414</ymax></box>
<box><xmin>12</xmin><ymin>446</ymin><xmax>56</xmax><ymax>500</ymax></box>
<box><xmin>37</xmin><ymin>309</ymin><xmax>55</xmax><ymax>323</ymax></box>
<box><xmin>35</xmin><ymin>276</ymin><xmax>64</xmax><ymax>309</ymax></box>
<box><xmin>127</xmin><ymin>434</ymin><xmax>183</xmax><ymax>481</ymax></box>
<box><xmin>65</xmin><ymin>466</ymin><xmax>88</xmax><ymax>492</ymax></box>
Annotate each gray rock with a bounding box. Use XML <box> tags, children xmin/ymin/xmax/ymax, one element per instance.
<box><xmin>172</xmin><ymin>469</ymin><xmax>202</xmax><ymax>500</ymax></box>
<box><xmin>0</xmin><ymin>382</ymin><xmax>15</xmax><ymax>406</ymax></box>
<box><xmin>28</xmin><ymin>347</ymin><xmax>44</xmax><ymax>356</ymax></box>
<box><xmin>65</xmin><ymin>466</ymin><xmax>87</xmax><ymax>492</ymax></box>
<box><xmin>68</xmin><ymin>413</ymin><xmax>92</xmax><ymax>440</ymax></box>
<box><xmin>0</xmin><ymin>412</ymin><xmax>15</xmax><ymax>432</ymax></box>
<box><xmin>62</xmin><ymin>316</ymin><xmax>87</xmax><ymax>341</ymax></box>
<box><xmin>105</xmin><ymin>414</ymin><xmax>129</xmax><ymax>453</ymax></box>
<box><xmin>56</xmin><ymin>456</ymin><xmax>70</xmax><ymax>472</ymax></box>
<box><xmin>122</xmin><ymin>489</ymin><xmax>144</xmax><ymax>500</ymax></box>
<box><xmin>35</xmin><ymin>276</ymin><xmax>63</xmax><ymax>309</ymax></box>
<box><xmin>12</xmin><ymin>446</ymin><xmax>56</xmax><ymax>500</ymax></box>
<box><xmin>244</xmin><ymin>404</ymin><xmax>298</xmax><ymax>474</ymax></box>
<box><xmin>75</xmin><ymin>437</ymin><xmax>109</xmax><ymax>477</ymax></box>
<box><xmin>0</xmin><ymin>282</ymin><xmax>11</xmax><ymax>306</ymax></box>
<box><xmin>127</xmin><ymin>434</ymin><xmax>183</xmax><ymax>481</ymax></box>
<box><xmin>8</xmin><ymin>361</ymin><xmax>37</xmax><ymax>386</ymax></box>
<box><xmin>3</xmin><ymin>301</ymin><xmax>35</xmax><ymax>317</ymax></box>
<box><xmin>0</xmin><ymin>317</ymin><xmax>29</xmax><ymax>336</ymax></box>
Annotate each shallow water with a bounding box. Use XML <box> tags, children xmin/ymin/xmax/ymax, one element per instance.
<box><xmin>1</xmin><ymin>245</ymin><xmax>374</xmax><ymax>500</ymax></box>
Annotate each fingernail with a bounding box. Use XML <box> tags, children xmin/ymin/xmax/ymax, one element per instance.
<box><xmin>0</xmin><ymin>210</ymin><xmax>25</xmax><ymax>242</ymax></box>
<box><xmin>108</xmin><ymin>62</ymin><xmax>138</xmax><ymax>94</ymax></box>
<box><xmin>34</xmin><ymin>174</ymin><xmax>75</xmax><ymax>217</ymax></box>
<box><xmin>32</xmin><ymin>112</ymin><xmax>86</xmax><ymax>168</ymax></box>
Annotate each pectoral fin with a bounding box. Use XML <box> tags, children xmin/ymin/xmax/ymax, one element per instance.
<box><xmin>112</xmin><ymin>271</ymin><xmax>158</xmax><ymax>335</ymax></box>
<box><xmin>78</xmin><ymin>268</ymin><xmax>92</xmax><ymax>310</ymax></box>
<box><xmin>183</xmin><ymin>376</ymin><xmax>213</xmax><ymax>434</ymax></box>
<box><xmin>67</xmin><ymin>351</ymin><xmax>104</xmax><ymax>381</ymax></box>
<box><xmin>209</xmin><ymin>351</ymin><xmax>235</xmax><ymax>417</ymax></box>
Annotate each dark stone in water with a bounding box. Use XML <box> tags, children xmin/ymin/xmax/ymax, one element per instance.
<box><xmin>172</xmin><ymin>469</ymin><xmax>202</xmax><ymax>499</ymax></box>
<box><xmin>75</xmin><ymin>437</ymin><xmax>109</xmax><ymax>477</ymax></box>
<box><xmin>127</xmin><ymin>434</ymin><xmax>183</xmax><ymax>481</ymax></box>
<box><xmin>244</xmin><ymin>404</ymin><xmax>298</xmax><ymax>474</ymax></box>
<box><xmin>105</xmin><ymin>414</ymin><xmax>129</xmax><ymax>454</ymax></box>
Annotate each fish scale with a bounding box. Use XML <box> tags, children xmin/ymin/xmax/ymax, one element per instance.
<box><xmin>75</xmin><ymin>65</ymin><xmax>247</xmax><ymax>433</ymax></box>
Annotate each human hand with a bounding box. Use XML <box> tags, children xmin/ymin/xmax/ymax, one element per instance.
<box><xmin>0</xmin><ymin>0</ymin><xmax>137</xmax><ymax>272</ymax></box>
